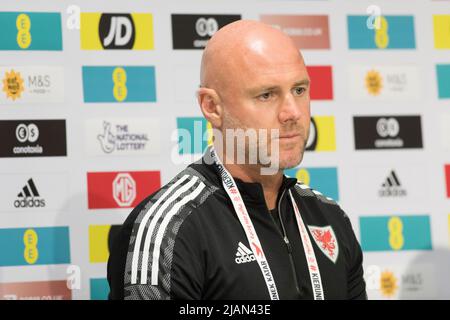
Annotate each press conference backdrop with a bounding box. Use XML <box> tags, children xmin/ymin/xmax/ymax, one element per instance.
<box><xmin>0</xmin><ymin>0</ymin><xmax>449</xmax><ymax>300</ymax></box>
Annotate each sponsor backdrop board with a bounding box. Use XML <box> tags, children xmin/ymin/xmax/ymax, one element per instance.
<box><xmin>0</xmin><ymin>0</ymin><xmax>449</xmax><ymax>300</ymax></box>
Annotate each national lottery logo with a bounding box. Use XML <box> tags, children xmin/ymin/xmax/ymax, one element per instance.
<box><xmin>86</xmin><ymin>118</ymin><xmax>159</xmax><ymax>156</ymax></box>
<box><xmin>97</xmin><ymin>121</ymin><xmax>150</xmax><ymax>154</ymax></box>
<box><xmin>97</xmin><ymin>122</ymin><xmax>115</xmax><ymax>153</ymax></box>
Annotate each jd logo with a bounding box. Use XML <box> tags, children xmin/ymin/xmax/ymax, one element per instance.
<box><xmin>99</xmin><ymin>14</ymin><xmax>135</xmax><ymax>49</ymax></box>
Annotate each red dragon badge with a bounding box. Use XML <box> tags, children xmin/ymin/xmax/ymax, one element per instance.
<box><xmin>308</xmin><ymin>225</ymin><xmax>339</xmax><ymax>264</ymax></box>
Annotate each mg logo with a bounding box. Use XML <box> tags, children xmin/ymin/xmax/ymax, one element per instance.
<box><xmin>113</xmin><ymin>173</ymin><xmax>136</xmax><ymax>207</ymax></box>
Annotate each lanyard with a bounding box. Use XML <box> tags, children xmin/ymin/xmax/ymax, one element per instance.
<box><xmin>210</xmin><ymin>147</ymin><xmax>324</xmax><ymax>300</ymax></box>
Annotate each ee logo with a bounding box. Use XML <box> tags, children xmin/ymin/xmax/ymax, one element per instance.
<box><xmin>23</xmin><ymin>229</ymin><xmax>39</xmax><ymax>264</ymax></box>
<box><xmin>366</xmin><ymin>5</ymin><xmax>389</xmax><ymax>48</ymax></box>
<box><xmin>16</xmin><ymin>14</ymin><xmax>32</xmax><ymax>49</ymax></box>
<box><xmin>112</xmin><ymin>67</ymin><xmax>127</xmax><ymax>102</ymax></box>
<box><xmin>388</xmin><ymin>216</ymin><xmax>404</xmax><ymax>251</ymax></box>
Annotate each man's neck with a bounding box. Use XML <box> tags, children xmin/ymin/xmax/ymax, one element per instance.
<box><xmin>222</xmin><ymin>159</ymin><xmax>283</xmax><ymax>211</ymax></box>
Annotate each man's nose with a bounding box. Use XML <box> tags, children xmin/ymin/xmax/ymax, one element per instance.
<box><xmin>278</xmin><ymin>93</ymin><xmax>303</xmax><ymax>124</ymax></box>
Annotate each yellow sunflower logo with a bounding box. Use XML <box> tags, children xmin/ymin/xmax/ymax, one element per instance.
<box><xmin>2</xmin><ymin>70</ymin><xmax>25</xmax><ymax>101</ymax></box>
<box><xmin>380</xmin><ymin>270</ymin><xmax>398</xmax><ymax>298</ymax></box>
<box><xmin>365</xmin><ymin>70</ymin><xmax>383</xmax><ymax>96</ymax></box>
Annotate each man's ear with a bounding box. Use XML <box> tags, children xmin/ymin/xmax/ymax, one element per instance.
<box><xmin>197</xmin><ymin>87</ymin><xmax>223</xmax><ymax>128</ymax></box>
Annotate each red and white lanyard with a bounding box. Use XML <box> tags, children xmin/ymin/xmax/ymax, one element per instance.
<box><xmin>210</xmin><ymin>147</ymin><xmax>324</xmax><ymax>300</ymax></box>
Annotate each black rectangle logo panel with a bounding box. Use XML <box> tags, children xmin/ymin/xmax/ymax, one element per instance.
<box><xmin>172</xmin><ymin>14</ymin><xmax>241</xmax><ymax>49</ymax></box>
<box><xmin>353</xmin><ymin>116</ymin><xmax>423</xmax><ymax>150</ymax></box>
<box><xmin>0</xmin><ymin>120</ymin><xmax>67</xmax><ymax>157</ymax></box>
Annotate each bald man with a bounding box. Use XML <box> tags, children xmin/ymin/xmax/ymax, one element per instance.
<box><xmin>108</xmin><ymin>20</ymin><xmax>367</xmax><ymax>300</ymax></box>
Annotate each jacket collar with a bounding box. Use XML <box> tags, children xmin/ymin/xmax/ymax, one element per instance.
<box><xmin>189</xmin><ymin>149</ymin><xmax>298</xmax><ymax>207</ymax></box>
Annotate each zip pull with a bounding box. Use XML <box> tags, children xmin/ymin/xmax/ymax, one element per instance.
<box><xmin>284</xmin><ymin>236</ymin><xmax>292</xmax><ymax>253</ymax></box>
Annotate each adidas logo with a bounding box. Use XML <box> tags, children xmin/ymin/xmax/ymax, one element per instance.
<box><xmin>379</xmin><ymin>170</ymin><xmax>407</xmax><ymax>197</ymax></box>
<box><xmin>14</xmin><ymin>178</ymin><xmax>46</xmax><ymax>208</ymax></box>
<box><xmin>235</xmin><ymin>242</ymin><xmax>256</xmax><ymax>264</ymax></box>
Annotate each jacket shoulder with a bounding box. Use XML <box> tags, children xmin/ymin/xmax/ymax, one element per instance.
<box><xmin>292</xmin><ymin>182</ymin><xmax>348</xmax><ymax>218</ymax></box>
<box><xmin>121</xmin><ymin>166</ymin><xmax>219</xmax><ymax>299</ymax></box>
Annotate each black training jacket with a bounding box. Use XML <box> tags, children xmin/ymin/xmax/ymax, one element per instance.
<box><xmin>107</xmin><ymin>150</ymin><xmax>367</xmax><ymax>300</ymax></box>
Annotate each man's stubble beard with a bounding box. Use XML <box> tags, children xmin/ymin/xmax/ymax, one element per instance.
<box><xmin>219</xmin><ymin>108</ymin><xmax>309</xmax><ymax>171</ymax></box>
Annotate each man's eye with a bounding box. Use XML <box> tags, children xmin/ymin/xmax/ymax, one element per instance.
<box><xmin>258</xmin><ymin>92</ymin><xmax>272</xmax><ymax>101</ymax></box>
<box><xmin>294</xmin><ymin>87</ymin><xmax>306</xmax><ymax>96</ymax></box>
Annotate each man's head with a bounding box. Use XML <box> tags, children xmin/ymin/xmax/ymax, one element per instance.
<box><xmin>197</xmin><ymin>20</ymin><xmax>311</xmax><ymax>171</ymax></box>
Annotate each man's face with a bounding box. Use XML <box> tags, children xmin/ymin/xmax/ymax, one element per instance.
<box><xmin>218</xmin><ymin>45</ymin><xmax>311</xmax><ymax>171</ymax></box>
